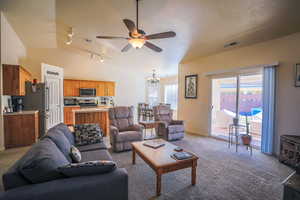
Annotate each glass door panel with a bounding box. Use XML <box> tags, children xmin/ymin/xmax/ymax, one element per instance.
<box><xmin>238</xmin><ymin>74</ymin><xmax>263</xmax><ymax>148</ymax></box>
<box><xmin>211</xmin><ymin>77</ymin><xmax>237</xmax><ymax>139</ymax></box>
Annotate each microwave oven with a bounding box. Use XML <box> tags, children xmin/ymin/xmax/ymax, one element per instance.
<box><xmin>79</xmin><ymin>88</ymin><xmax>96</xmax><ymax>97</ymax></box>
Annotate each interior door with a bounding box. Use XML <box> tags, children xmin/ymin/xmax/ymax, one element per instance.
<box><xmin>42</xmin><ymin>63</ymin><xmax>64</xmax><ymax>130</ymax></box>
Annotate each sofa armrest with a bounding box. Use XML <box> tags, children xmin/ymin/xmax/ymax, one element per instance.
<box><xmin>170</xmin><ymin>120</ymin><xmax>184</xmax><ymax>125</ymax></box>
<box><xmin>110</xmin><ymin>125</ymin><xmax>119</xmax><ymax>136</ymax></box>
<box><xmin>126</xmin><ymin>124</ymin><xmax>144</xmax><ymax>132</ymax></box>
<box><xmin>0</xmin><ymin>168</ymin><xmax>128</xmax><ymax>200</ymax></box>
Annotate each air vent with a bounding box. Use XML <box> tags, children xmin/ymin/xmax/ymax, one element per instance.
<box><xmin>224</xmin><ymin>41</ymin><xmax>239</xmax><ymax>48</ymax></box>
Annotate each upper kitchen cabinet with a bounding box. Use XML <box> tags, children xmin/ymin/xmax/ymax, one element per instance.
<box><xmin>3</xmin><ymin>64</ymin><xmax>32</xmax><ymax>96</ymax></box>
<box><xmin>105</xmin><ymin>81</ymin><xmax>115</xmax><ymax>96</ymax></box>
<box><xmin>63</xmin><ymin>79</ymin><xmax>115</xmax><ymax>97</ymax></box>
<box><xmin>64</xmin><ymin>79</ymin><xmax>80</xmax><ymax>97</ymax></box>
<box><xmin>97</xmin><ymin>81</ymin><xmax>106</xmax><ymax>96</ymax></box>
<box><xmin>79</xmin><ymin>80</ymin><xmax>98</xmax><ymax>89</ymax></box>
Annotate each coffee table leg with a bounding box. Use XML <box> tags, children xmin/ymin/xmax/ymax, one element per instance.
<box><xmin>156</xmin><ymin>170</ymin><xmax>162</xmax><ymax>196</ymax></box>
<box><xmin>192</xmin><ymin>161</ymin><xmax>197</xmax><ymax>185</ymax></box>
<box><xmin>132</xmin><ymin>147</ymin><xmax>136</xmax><ymax>165</ymax></box>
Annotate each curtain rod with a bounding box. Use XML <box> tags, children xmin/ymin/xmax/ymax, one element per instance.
<box><xmin>203</xmin><ymin>62</ymin><xmax>279</xmax><ymax>76</ymax></box>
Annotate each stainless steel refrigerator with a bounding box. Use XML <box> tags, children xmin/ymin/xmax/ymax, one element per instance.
<box><xmin>23</xmin><ymin>82</ymin><xmax>48</xmax><ymax>137</ymax></box>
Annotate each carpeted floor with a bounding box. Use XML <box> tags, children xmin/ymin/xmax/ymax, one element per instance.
<box><xmin>0</xmin><ymin>134</ymin><xmax>293</xmax><ymax>200</ymax></box>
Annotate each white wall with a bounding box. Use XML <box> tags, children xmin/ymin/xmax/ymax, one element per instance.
<box><xmin>23</xmin><ymin>47</ymin><xmax>147</xmax><ymax>110</ymax></box>
<box><xmin>0</xmin><ymin>12</ymin><xmax>27</xmax><ymax>151</ymax></box>
<box><xmin>179</xmin><ymin>32</ymin><xmax>300</xmax><ymax>154</ymax></box>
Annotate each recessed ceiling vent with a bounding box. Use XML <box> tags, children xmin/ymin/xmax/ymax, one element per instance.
<box><xmin>224</xmin><ymin>41</ymin><xmax>239</xmax><ymax>48</ymax></box>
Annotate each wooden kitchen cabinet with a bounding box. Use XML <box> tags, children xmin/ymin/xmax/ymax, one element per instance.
<box><xmin>105</xmin><ymin>81</ymin><xmax>115</xmax><ymax>96</ymax></box>
<box><xmin>64</xmin><ymin>79</ymin><xmax>80</xmax><ymax>97</ymax></box>
<box><xmin>4</xmin><ymin>111</ymin><xmax>39</xmax><ymax>149</ymax></box>
<box><xmin>3</xmin><ymin>64</ymin><xmax>32</xmax><ymax>96</ymax></box>
<box><xmin>63</xmin><ymin>79</ymin><xmax>116</xmax><ymax>97</ymax></box>
<box><xmin>79</xmin><ymin>80</ymin><xmax>98</xmax><ymax>89</ymax></box>
<box><xmin>64</xmin><ymin>106</ymin><xmax>80</xmax><ymax>125</ymax></box>
<box><xmin>97</xmin><ymin>81</ymin><xmax>106</xmax><ymax>96</ymax></box>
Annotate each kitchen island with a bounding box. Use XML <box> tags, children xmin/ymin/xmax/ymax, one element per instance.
<box><xmin>73</xmin><ymin>107</ymin><xmax>110</xmax><ymax>136</ymax></box>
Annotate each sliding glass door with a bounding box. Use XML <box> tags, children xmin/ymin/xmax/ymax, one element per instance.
<box><xmin>211</xmin><ymin>73</ymin><xmax>263</xmax><ymax>148</ymax></box>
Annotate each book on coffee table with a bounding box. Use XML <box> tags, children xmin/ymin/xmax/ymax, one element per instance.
<box><xmin>143</xmin><ymin>140</ymin><xmax>165</xmax><ymax>149</ymax></box>
<box><xmin>172</xmin><ymin>152</ymin><xmax>193</xmax><ymax>160</ymax></box>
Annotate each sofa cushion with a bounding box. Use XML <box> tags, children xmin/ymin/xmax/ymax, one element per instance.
<box><xmin>70</xmin><ymin>146</ymin><xmax>81</xmax><ymax>163</ymax></box>
<box><xmin>45</xmin><ymin>129</ymin><xmax>73</xmax><ymax>162</ymax></box>
<box><xmin>168</xmin><ymin>125</ymin><xmax>185</xmax><ymax>133</ymax></box>
<box><xmin>74</xmin><ymin>124</ymin><xmax>103</xmax><ymax>146</ymax></box>
<box><xmin>19</xmin><ymin>138</ymin><xmax>70</xmax><ymax>184</ymax></box>
<box><xmin>58</xmin><ymin>161</ymin><xmax>116</xmax><ymax>177</ymax></box>
<box><xmin>81</xmin><ymin>149</ymin><xmax>113</xmax><ymax>162</ymax></box>
<box><xmin>76</xmin><ymin>142</ymin><xmax>107</xmax><ymax>152</ymax></box>
<box><xmin>54</xmin><ymin>123</ymin><xmax>75</xmax><ymax>145</ymax></box>
<box><xmin>115</xmin><ymin>131</ymin><xmax>142</xmax><ymax>143</ymax></box>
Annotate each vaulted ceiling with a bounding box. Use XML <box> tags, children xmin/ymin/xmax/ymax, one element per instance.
<box><xmin>1</xmin><ymin>0</ymin><xmax>300</xmax><ymax>76</ymax></box>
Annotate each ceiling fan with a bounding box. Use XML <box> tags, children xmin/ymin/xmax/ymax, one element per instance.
<box><xmin>96</xmin><ymin>0</ymin><xmax>176</xmax><ymax>52</ymax></box>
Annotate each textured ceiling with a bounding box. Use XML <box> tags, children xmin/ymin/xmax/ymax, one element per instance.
<box><xmin>1</xmin><ymin>0</ymin><xmax>300</xmax><ymax>75</ymax></box>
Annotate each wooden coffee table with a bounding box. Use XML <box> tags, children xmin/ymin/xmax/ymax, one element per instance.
<box><xmin>131</xmin><ymin>139</ymin><xmax>198</xmax><ymax>196</ymax></box>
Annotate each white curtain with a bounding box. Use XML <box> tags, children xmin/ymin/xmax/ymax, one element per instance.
<box><xmin>164</xmin><ymin>84</ymin><xmax>178</xmax><ymax>110</ymax></box>
<box><xmin>261</xmin><ymin>66</ymin><xmax>276</xmax><ymax>154</ymax></box>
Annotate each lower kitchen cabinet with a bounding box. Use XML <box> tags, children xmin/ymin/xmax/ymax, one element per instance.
<box><xmin>64</xmin><ymin>106</ymin><xmax>80</xmax><ymax>125</ymax></box>
<box><xmin>4</xmin><ymin>111</ymin><xmax>39</xmax><ymax>149</ymax></box>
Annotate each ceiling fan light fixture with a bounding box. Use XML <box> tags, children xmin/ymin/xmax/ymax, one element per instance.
<box><xmin>129</xmin><ymin>38</ymin><xmax>145</xmax><ymax>48</ymax></box>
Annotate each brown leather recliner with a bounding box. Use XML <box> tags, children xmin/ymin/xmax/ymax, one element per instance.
<box><xmin>108</xmin><ymin>106</ymin><xmax>143</xmax><ymax>152</ymax></box>
<box><xmin>153</xmin><ymin>105</ymin><xmax>185</xmax><ymax>141</ymax></box>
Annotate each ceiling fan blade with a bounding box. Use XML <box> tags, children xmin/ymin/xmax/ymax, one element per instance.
<box><xmin>123</xmin><ymin>19</ymin><xmax>136</xmax><ymax>33</ymax></box>
<box><xmin>144</xmin><ymin>42</ymin><xmax>162</xmax><ymax>52</ymax></box>
<box><xmin>145</xmin><ymin>31</ymin><xmax>176</xmax><ymax>40</ymax></box>
<box><xmin>121</xmin><ymin>44</ymin><xmax>132</xmax><ymax>52</ymax></box>
<box><xmin>96</xmin><ymin>36</ymin><xmax>128</xmax><ymax>39</ymax></box>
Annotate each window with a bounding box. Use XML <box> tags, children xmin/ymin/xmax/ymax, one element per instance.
<box><xmin>164</xmin><ymin>84</ymin><xmax>178</xmax><ymax>110</ymax></box>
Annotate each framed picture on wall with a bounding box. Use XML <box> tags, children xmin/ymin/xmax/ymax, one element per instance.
<box><xmin>185</xmin><ymin>74</ymin><xmax>198</xmax><ymax>99</ymax></box>
<box><xmin>295</xmin><ymin>63</ymin><xmax>300</xmax><ymax>87</ymax></box>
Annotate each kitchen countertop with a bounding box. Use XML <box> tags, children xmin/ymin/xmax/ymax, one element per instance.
<box><xmin>73</xmin><ymin>107</ymin><xmax>110</xmax><ymax>113</ymax></box>
<box><xmin>3</xmin><ymin>110</ymin><xmax>39</xmax><ymax>116</ymax></box>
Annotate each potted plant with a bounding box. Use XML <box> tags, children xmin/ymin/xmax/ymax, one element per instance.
<box><xmin>240</xmin><ymin>115</ymin><xmax>252</xmax><ymax>145</ymax></box>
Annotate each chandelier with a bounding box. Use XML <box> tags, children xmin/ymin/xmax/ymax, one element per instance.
<box><xmin>147</xmin><ymin>69</ymin><xmax>160</xmax><ymax>85</ymax></box>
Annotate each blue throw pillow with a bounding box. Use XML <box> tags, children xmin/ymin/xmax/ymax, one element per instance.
<box><xmin>19</xmin><ymin>138</ymin><xmax>70</xmax><ymax>184</ymax></box>
<box><xmin>58</xmin><ymin>161</ymin><xmax>116</xmax><ymax>177</ymax></box>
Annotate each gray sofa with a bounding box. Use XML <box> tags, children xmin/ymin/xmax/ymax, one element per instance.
<box><xmin>153</xmin><ymin>105</ymin><xmax>185</xmax><ymax>141</ymax></box>
<box><xmin>109</xmin><ymin>106</ymin><xmax>143</xmax><ymax>152</ymax></box>
<box><xmin>0</xmin><ymin>123</ymin><xmax>128</xmax><ymax>200</ymax></box>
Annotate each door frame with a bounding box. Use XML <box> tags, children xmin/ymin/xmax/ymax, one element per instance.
<box><xmin>209</xmin><ymin>72</ymin><xmax>262</xmax><ymax>137</ymax></box>
<box><xmin>41</xmin><ymin>63</ymin><xmax>64</xmax><ymax>130</ymax></box>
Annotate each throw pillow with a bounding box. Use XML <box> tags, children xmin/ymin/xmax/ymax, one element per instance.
<box><xmin>19</xmin><ymin>138</ymin><xmax>70</xmax><ymax>184</ymax></box>
<box><xmin>74</xmin><ymin>124</ymin><xmax>103</xmax><ymax>146</ymax></box>
<box><xmin>70</xmin><ymin>145</ymin><xmax>81</xmax><ymax>163</ymax></box>
<box><xmin>58</xmin><ymin>160</ymin><xmax>116</xmax><ymax>177</ymax></box>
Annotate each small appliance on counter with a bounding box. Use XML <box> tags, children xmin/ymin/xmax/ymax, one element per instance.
<box><xmin>64</xmin><ymin>98</ymin><xmax>78</xmax><ymax>106</ymax></box>
<box><xmin>99</xmin><ymin>96</ymin><xmax>115</xmax><ymax>106</ymax></box>
<box><xmin>11</xmin><ymin>96</ymin><xmax>24</xmax><ymax>112</ymax></box>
